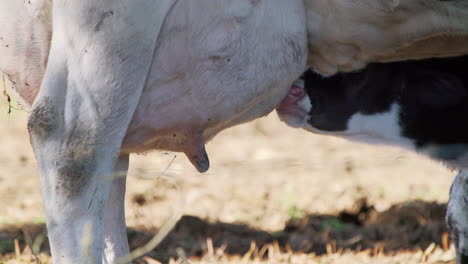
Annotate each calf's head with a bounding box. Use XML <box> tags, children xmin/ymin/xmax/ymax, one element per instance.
<box><xmin>277</xmin><ymin>57</ymin><xmax>468</xmax><ymax>162</ymax></box>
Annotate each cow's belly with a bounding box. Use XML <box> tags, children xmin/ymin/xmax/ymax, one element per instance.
<box><xmin>1</xmin><ymin>0</ymin><xmax>307</xmax><ymax>165</ymax></box>
<box><xmin>122</xmin><ymin>0</ymin><xmax>307</xmax><ymax>154</ymax></box>
<box><xmin>0</xmin><ymin>0</ymin><xmax>51</xmax><ymax>108</ymax></box>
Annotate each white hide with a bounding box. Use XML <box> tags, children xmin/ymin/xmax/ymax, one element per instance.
<box><xmin>0</xmin><ymin>0</ymin><xmax>51</xmax><ymax>107</ymax></box>
<box><xmin>21</xmin><ymin>0</ymin><xmax>307</xmax><ymax>263</ymax></box>
<box><xmin>305</xmin><ymin>0</ymin><xmax>468</xmax><ymax>75</ymax></box>
<box><xmin>289</xmin><ymin>99</ymin><xmax>416</xmax><ymax>150</ymax></box>
<box><xmin>29</xmin><ymin>0</ymin><xmax>179</xmax><ymax>263</ymax></box>
<box><xmin>345</xmin><ymin>104</ymin><xmax>414</xmax><ymax>149</ymax></box>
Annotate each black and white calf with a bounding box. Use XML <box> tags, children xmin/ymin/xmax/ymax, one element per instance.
<box><xmin>277</xmin><ymin>56</ymin><xmax>468</xmax><ymax>264</ymax></box>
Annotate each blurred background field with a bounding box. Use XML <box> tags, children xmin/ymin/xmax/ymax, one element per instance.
<box><xmin>0</xmin><ymin>78</ymin><xmax>458</xmax><ymax>263</ymax></box>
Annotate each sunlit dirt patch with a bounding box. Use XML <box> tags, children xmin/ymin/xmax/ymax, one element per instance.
<box><xmin>0</xmin><ymin>109</ymin><xmax>457</xmax><ymax>264</ymax></box>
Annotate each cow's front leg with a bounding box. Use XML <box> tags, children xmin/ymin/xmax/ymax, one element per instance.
<box><xmin>103</xmin><ymin>155</ymin><xmax>130</xmax><ymax>264</ymax></box>
<box><xmin>447</xmin><ymin>170</ymin><xmax>468</xmax><ymax>264</ymax></box>
<box><xmin>28</xmin><ymin>1</ymin><xmax>176</xmax><ymax>263</ymax></box>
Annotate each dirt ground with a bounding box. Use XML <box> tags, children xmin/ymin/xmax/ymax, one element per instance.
<box><xmin>0</xmin><ymin>101</ymin><xmax>458</xmax><ymax>263</ymax></box>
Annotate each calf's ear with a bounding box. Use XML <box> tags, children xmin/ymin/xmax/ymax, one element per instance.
<box><xmin>406</xmin><ymin>71</ymin><xmax>466</xmax><ymax>108</ymax></box>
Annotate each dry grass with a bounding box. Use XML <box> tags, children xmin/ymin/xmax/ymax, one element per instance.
<box><xmin>0</xmin><ymin>239</ymin><xmax>456</xmax><ymax>264</ymax></box>
<box><xmin>0</xmin><ymin>90</ymin><xmax>459</xmax><ymax>263</ymax></box>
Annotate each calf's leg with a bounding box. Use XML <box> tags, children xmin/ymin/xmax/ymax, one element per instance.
<box><xmin>447</xmin><ymin>170</ymin><xmax>468</xmax><ymax>264</ymax></box>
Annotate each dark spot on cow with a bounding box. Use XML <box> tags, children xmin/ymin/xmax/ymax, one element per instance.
<box><xmin>87</xmin><ymin>188</ymin><xmax>98</xmax><ymax>209</ymax></box>
<box><xmin>28</xmin><ymin>97</ymin><xmax>59</xmax><ymax>139</ymax></box>
<box><xmin>55</xmin><ymin>131</ymin><xmax>97</xmax><ymax>198</ymax></box>
<box><xmin>56</xmin><ymin>151</ymin><xmax>96</xmax><ymax>198</ymax></box>
<box><xmin>94</xmin><ymin>10</ymin><xmax>114</xmax><ymax>32</ymax></box>
<box><xmin>132</xmin><ymin>194</ymin><xmax>147</xmax><ymax>206</ymax></box>
<box><xmin>5</xmin><ymin>45</ymin><xmax>8</xmax><ymax>48</ymax></box>
<box><xmin>52</xmin><ymin>121</ymin><xmax>99</xmax><ymax>198</ymax></box>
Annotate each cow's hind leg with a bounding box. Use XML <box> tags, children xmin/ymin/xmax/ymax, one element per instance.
<box><xmin>447</xmin><ymin>170</ymin><xmax>468</xmax><ymax>264</ymax></box>
<box><xmin>28</xmin><ymin>1</ymin><xmax>175</xmax><ymax>263</ymax></box>
<box><xmin>103</xmin><ymin>155</ymin><xmax>130</xmax><ymax>264</ymax></box>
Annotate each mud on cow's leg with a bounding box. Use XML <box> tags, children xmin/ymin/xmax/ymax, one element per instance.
<box><xmin>27</xmin><ymin>0</ymin><xmax>176</xmax><ymax>263</ymax></box>
<box><xmin>447</xmin><ymin>170</ymin><xmax>468</xmax><ymax>264</ymax></box>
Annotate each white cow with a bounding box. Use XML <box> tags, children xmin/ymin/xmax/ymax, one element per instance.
<box><xmin>0</xmin><ymin>0</ymin><xmax>467</xmax><ymax>263</ymax></box>
<box><xmin>5</xmin><ymin>0</ymin><xmax>308</xmax><ymax>263</ymax></box>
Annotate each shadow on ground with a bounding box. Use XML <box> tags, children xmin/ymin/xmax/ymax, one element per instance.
<box><xmin>0</xmin><ymin>200</ymin><xmax>449</xmax><ymax>263</ymax></box>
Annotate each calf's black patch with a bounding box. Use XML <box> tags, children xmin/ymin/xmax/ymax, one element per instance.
<box><xmin>301</xmin><ymin>55</ymin><xmax>468</xmax><ymax>151</ymax></box>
